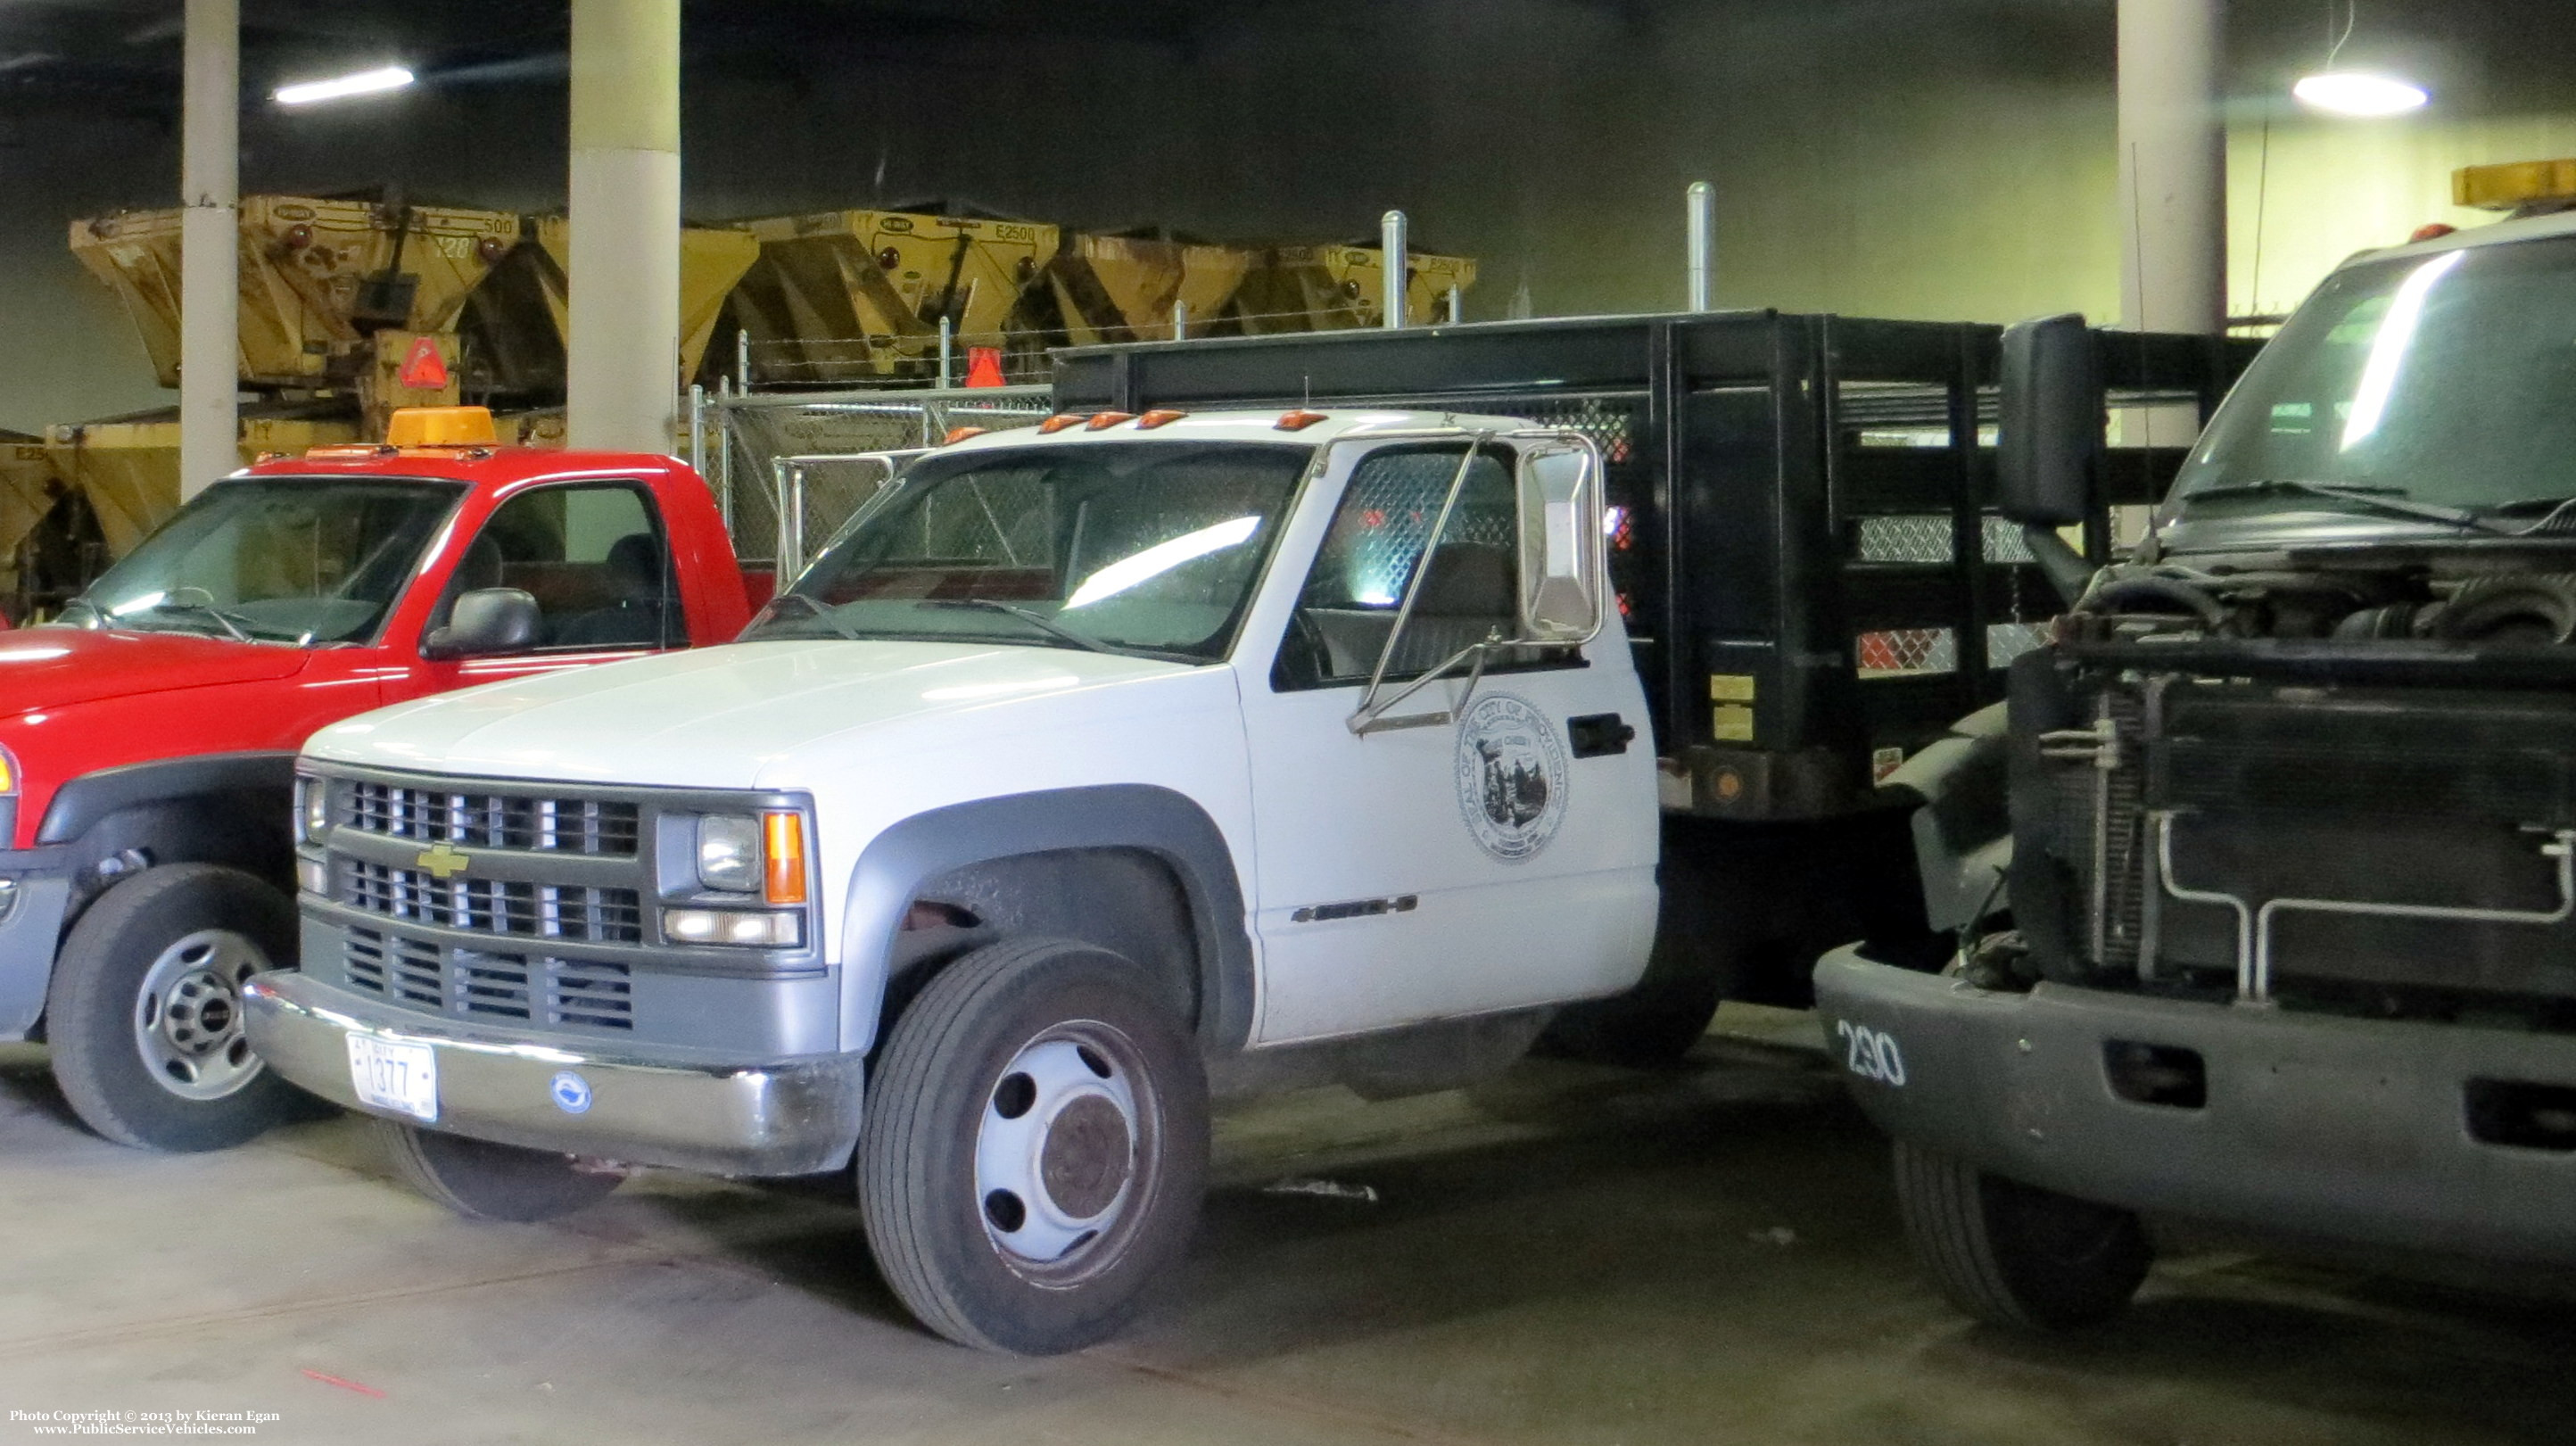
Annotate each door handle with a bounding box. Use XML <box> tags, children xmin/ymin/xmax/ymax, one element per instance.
<box><xmin>1568</xmin><ymin>713</ymin><xmax>1635</xmax><ymax>758</ymax></box>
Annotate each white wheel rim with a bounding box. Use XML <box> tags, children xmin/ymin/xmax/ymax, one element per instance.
<box><xmin>131</xmin><ymin>929</ymin><xmax>269</xmax><ymax>1102</ymax></box>
<box><xmin>973</xmin><ymin>1025</ymin><xmax>1144</xmax><ymax>1268</ymax></box>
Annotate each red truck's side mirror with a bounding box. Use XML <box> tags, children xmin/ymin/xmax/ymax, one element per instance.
<box><xmin>423</xmin><ymin>588</ymin><xmax>541</xmax><ymax>661</ymax></box>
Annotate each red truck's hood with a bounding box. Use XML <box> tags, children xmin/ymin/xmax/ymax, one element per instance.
<box><xmin>0</xmin><ymin>627</ymin><xmax>311</xmax><ymax>715</ymax></box>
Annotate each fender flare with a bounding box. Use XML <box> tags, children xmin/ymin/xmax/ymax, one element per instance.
<box><xmin>837</xmin><ymin>784</ymin><xmax>1255</xmax><ymax>1055</ymax></box>
<box><xmin>37</xmin><ymin>751</ymin><xmax>300</xmax><ymax>847</ymax></box>
<box><xmin>1883</xmin><ymin>703</ymin><xmax>2012</xmax><ymax>934</ymax></box>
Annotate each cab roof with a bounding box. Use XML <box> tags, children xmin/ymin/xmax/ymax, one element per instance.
<box><xmin>939</xmin><ymin>406</ymin><xmax>1541</xmax><ymax>456</ymax></box>
<box><xmin>2342</xmin><ymin>202</ymin><xmax>2576</xmax><ymax>270</ymax></box>
<box><xmin>239</xmin><ymin>445</ymin><xmax>686</xmax><ymax>487</ymax></box>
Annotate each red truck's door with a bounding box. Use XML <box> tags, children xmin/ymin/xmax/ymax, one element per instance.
<box><xmin>383</xmin><ymin>477</ymin><xmax>696</xmax><ymax>705</ymax></box>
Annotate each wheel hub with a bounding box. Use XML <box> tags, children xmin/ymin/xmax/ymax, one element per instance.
<box><xmin>1040</xmin><ymin>1094</ymin><xmax>1133</xmax><ymax>1219</ymax></box>
<box><xmin>974</xmin><ymin>1029</ymin><xmax>1145</xmax><ymax>1268</ymax></box>
<box><xmin>132</xmin><ymin>930</ymin><xmax>269</xmax><ymax>1102</ymax></box>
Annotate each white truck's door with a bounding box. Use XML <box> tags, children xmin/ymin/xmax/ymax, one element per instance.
<box><xmin>1235</xmin><ymin>439</ymin><xmax>1659</xmax><ymax>1044</ymax></box>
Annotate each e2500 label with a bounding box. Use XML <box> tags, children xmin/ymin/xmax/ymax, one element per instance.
<box><xmin>1835</xmin><ymin>1020</ymin><xmax>1906</xmax><ymax>1087</ymax></box>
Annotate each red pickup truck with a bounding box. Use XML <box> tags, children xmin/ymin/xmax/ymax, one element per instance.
<box><xmin>0</xmin><ymin>408</ymin><xmax>755</xmax><ymax>1152</ymax></box>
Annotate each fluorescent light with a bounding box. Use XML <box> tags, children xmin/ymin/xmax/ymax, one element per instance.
<box><xmin>2341</xmin><ymin>249</ymin><xmax>2461</xmax><ymax>451</ymax></box>
<box><xmin>2292</xmin><ymin>71</ymin><xmax>2427</xmax><ymax>118</ymax></box>
<box><xmin>274</xmin><ymin>66</ymin><xmax>415</xmax><ymax>107</ymax></box>
<box><xmin>1065</xmin><ymin>516</ymin><xmax>1261</xmax><ymax>607</ymax></box>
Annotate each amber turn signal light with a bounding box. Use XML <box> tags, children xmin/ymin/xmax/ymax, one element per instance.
<box><xmin>763</xmin><ymin>812</ymin><xmax>808</xmax><ymax>905</ymax></box>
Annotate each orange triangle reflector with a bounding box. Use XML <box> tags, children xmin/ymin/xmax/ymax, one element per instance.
<box><xmin>398</xmin><ymin>335</ymin><xmax>450</xmax><ymax>391</ymax></box>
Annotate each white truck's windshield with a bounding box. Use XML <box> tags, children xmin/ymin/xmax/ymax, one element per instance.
<box><xmin>2172</xmin><ymin>233</ymin><xmax>2576</xmax><ymax>520</ymax></box>
<box><xmin>745</xmin><ymin>440</ymin><xmax>1311</xmax><ymax>663</ymax></box>
<box><xmin>62</xmin><ymin>477</ymin><xmax>466</xmax><ymax>644</ymax></box>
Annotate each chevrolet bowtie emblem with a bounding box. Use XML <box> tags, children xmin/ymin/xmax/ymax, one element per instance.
<box><xmin>415</xmin><ymin>843</ymin><xmax>472</xmax><ymax>880</ymax></box>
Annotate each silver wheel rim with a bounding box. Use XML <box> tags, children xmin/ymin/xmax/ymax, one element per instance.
<box><xmin>131</xmin><ymin>929</ymin><xmax>268</xmax><ymax>1102</ymax></box>
<box><xmin>973</xmin><ymin>1021</ymin><xmax>1150</xmax><ymax>1277</ymax></box>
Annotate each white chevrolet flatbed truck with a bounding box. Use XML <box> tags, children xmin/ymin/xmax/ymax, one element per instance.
<box><xmin>244</xmin><ymin>407</ymin><xmax>1663</xmax><ymax>1352</ymax></box>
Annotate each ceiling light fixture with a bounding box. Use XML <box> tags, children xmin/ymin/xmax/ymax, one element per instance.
<box><xmin>2293</xmin><ymin>71</ymin><xmax>2427</xmax><ymax>117</ymax></box>
<box><xmin>2291</xmin><ymin>1</ymin><xmax>2425</xmax><ymax>118</ymax></box>
<box><xmin>274</xmin><ymin>66</ymin><xmax>415</xmax><ymax>107</ymax></box>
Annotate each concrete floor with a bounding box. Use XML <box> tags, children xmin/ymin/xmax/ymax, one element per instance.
<box><xmin>3</xmin><ymin>1009</ymin><xmax>2571</xmax><ymax>1446</ymax></box>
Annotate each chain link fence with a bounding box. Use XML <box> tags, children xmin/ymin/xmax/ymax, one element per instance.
<box><xmin>701</xmin><ymin>386</ymin><xmax>1053</xmax><ymax>570</ymax></box>
<box><xmin>730</xmin><ymin>308</ymin><xmax>1437</xmax><ymax>393</ymax></box>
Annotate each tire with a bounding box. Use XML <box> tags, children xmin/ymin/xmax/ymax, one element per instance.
<box><xmin>1892</xmin><ymin>1140</ymin><xmax>2151</xmax><ymax>1329</ymax></box>
<box><xmin>45</xmin><ymin>863</ymin><xmax>306</xmax><ymax>1152</ymax></box>
<box><xmin>859</xmin><ymin>937</ymin><xmax>1210</xmax><ymax>1354</ymax></box>
<box><xmin>1540</xmin><ymin>832</ymin><xmax>1746</xmax><ymax>1066</ymax></box>
<box><xmin>1538</xmin><ymin>963</ymin><xmax>1726</xmax><ymax>1067</ymax></box>
<box><xmin>376</xmin><ymin>1120</ymin><xmax>623</xmax><ymax>1223</ymax></box>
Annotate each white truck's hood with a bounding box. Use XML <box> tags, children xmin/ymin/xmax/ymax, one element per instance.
<box><xmin>305</xmin><ymin>640</ymin><xmax>1201</xmax><ymax>789</ymax></box>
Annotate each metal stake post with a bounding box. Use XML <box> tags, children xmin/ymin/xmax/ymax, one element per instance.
<box><xmin>1687</xmin><ymin>180</ymin><xmax>1715</xmax><ymax>311</ymax></box>
<box><xmin>1381</xmin><ymin>210</ymin><xmax>1408</xmax><ymax>328</ymax></box>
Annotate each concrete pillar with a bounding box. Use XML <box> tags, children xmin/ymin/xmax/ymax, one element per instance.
<box><xmin>178</xmin><ymin>0</ymin><xmax>238</xmax><ymax>499</ymax></box>
<box><xmin>2117</xmin><ymin>0</ymin><xmax>2226</xmax><ymax>333</ymax></box>
<box><xmin>567</xmin><ymin>0</ymin><xmax>681</xmax><ymax>453</ymax></box>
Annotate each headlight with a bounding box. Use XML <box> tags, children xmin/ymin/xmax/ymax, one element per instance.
<box><xmin>0</xmin><ymin>743</ymin><xmax>17</xmax><ymax>796</ymax></box>
<box><xmin>664</xmin><ymin>906</ymin><xmax>805</xmax><ymax>948</ymax></box>
<box><xmin>696</xmin><ymin>814</ymin><xmax>763</xmax><ymax>892</ymax></box>
<box><xmin>295</xmin><ymin>773</ymin><xmax>328</xmax><ymax>843</ymax></box>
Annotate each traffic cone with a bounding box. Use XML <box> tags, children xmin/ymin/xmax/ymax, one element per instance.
<box><xmin>963</xmin><ymin>347</ymin><xmax>1006</xmax><ymax>388</ymax></box>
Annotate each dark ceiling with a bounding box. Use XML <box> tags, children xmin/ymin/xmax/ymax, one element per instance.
<box><xmin>4</xmin><ymin>0</ymin><xmax>2572</xmax><ymax>123</ymax></box>
<box><xmin>0</xmin><ymin>0</ymin><xmax>1292</xmax><ymax>118</ymax></box>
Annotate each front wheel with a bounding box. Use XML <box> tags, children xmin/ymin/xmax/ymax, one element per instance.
<box><xmin>1892</xmin><ymin>1140</ymin><xmax>2151</xmax><ymax>1329</ymax></box>
<box><xmin>859</xmin><ymin>938</ymin><xmax>1210</xmax><ymax>1354</ymax></box>
<box><xmin>45</xmin><ymin>864</ymin><xmax>306</xmax><ymax>1152</ymax></box>
<box><xmin>377</xmin><ymin>1120</ymin><xmax>623</xmax><ymax>1223</ymax></box>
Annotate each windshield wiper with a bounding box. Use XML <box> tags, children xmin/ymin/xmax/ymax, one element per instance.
<box><xmin>2183</xmin><ymin>479</ymin><xmax>2510</xmax><ymax>533</ymax></box>
<box><xmin>116</xmin><ymin>589</ymin><xmax>259</xmax><ymax>641</ymax></box>
<box><xmin>748</xmin><ymin>591</ymin><xmax>869</xmax><ymax>641</ymax></box>
<box><xmin>918</xmin><ymin>598</ymin><xmax>1130</xmax><ymax>657</ymax></box>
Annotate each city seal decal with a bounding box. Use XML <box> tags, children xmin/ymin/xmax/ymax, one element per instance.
<box><xmin>1454</xmin><ymin>692</ymin><xmax>1570</xmax><ymax>863</ymax></box>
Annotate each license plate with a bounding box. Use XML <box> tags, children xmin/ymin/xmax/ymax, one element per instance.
<box><xmin>347</xmin><ymin>1035</ymin><xmax>439</xmax><ymax>1122</ymax></box>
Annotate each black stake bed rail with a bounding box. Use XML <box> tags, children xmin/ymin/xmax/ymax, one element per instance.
<box><xmin>1056</xmin><ymin>310</ymin><xmax>2258</xmax><ymax>821</ymax></box>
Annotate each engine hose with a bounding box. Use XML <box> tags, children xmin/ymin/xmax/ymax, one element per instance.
<box><xmin>2085</xmin><ymin>575</ymin><xmax>2229</xmax><ymax>627</ymax></box>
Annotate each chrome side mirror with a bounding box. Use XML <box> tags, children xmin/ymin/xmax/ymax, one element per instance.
<box><xmin>1515</xmin><ymin>439</ymin><xmax>1606</xmax><ymax>644</ymax></box>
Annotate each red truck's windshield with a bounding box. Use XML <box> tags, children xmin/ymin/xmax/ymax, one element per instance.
<box><xmin>61</xmin><ymin>477</ymin><xmax>465</xmax><ymax>645</ymax></box>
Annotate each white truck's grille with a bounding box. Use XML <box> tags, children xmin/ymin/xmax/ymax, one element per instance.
<box><xmin>343</xmin><ymin>927</ymin><xmax>636</xmax><ymax>1030</ymax></box>
<box><xmin>343</xmin><ymin>782</ymin><xmax>641</xmax><ymax>857</ymax></box>
<box><xmin>342</xmin><ymin>860</ymin><xmax>644</xmax><ymax>945</ymax></box>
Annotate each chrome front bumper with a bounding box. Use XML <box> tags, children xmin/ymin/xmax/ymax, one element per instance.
<box><xmin>243</xmin><ymin>971</ymin><xmax>866</xmax><ymax>1177</ymax></box>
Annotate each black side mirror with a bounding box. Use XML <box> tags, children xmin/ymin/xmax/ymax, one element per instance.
<box><xmin>423</xmin><ymin>588</ymin><xmax>541</xmax><ymax>660</ymax></box>
<box><xmin>1998</xmin><ymin>313</ymin><xmax>2104</xmax><ymax>601</ymax></box>
<box><xmin>1999</xmin><ymin>313</ymin><xmax>2102</xmax><ymax>525</ymax></box>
